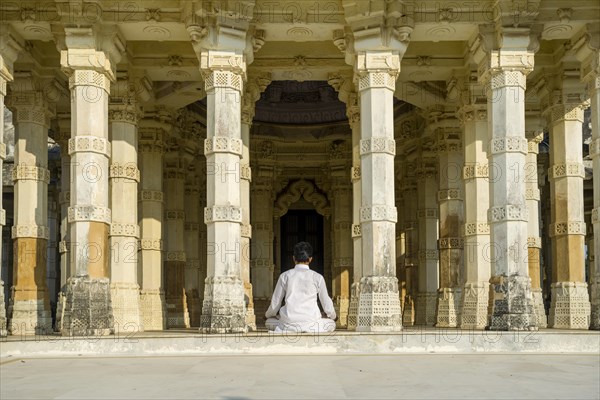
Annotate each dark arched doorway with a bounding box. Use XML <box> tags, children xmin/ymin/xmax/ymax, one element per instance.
<box><xmin>279</xmin><ymin>210</ymin><xmax>324</xmax><ymax>277</ymax></box>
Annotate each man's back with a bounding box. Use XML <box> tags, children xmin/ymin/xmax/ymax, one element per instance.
<box><xmin>266</xmin><ymin>265</ymin><xmax>336</xmax><ymax>324</ymax></box>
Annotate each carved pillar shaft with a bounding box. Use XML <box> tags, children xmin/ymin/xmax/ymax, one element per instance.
<box><xmin>586</xmin><ymin>59</ymin><xmax>600</xmax><ymax>330</ymax></box>
<box><xmin>355</xmin><ymin>52</ymin><xmax>402</xmax><ymax>331</ymax></box>
<box><xmin>7</xmin><ymin>81</ymin><xmax>54</xmax><ymax>335</ymax></box>
<box><xmin>332</xmin><ymin>186</ymin><xmax>352</xmax><ymax>328</ymax></box>
<box><xmin>480</xmin><ymin>40</ymin><xmax>537</xmax><ymax>330</ymax></box>
<box><xmin>164</xmin><ymin>160</ymin><xmax>188</xmax><ymax>328</ymax></box>
<box><xmin>348</xmin><ymin>98</ymin><xmax>361</xmax><ymax>330</ymax></box>
<box><xmin>200</xmin><ymin>51</ymin><xmax>246</xmax><ymax>333</ymax></box>
<box><xmin>546</xmin><ymin>85</ymin><xmax>591</xmax><ymax>329</ymax></box>
<box><xmin>240</xmin><ymin>118</ymin><xmax>256</xmax><ymax>331</ymax></box>
<box><xmin>458</xmin><ymin>103</ymin><xmax>490</xmax><ymax>329</ymax></box>
<box><xmin>436</xmin><ymin>126</ymin><xmax>464</xmax><ymax>328</ymax></box>
<box><xmin>525</xmin><ymin>122</ymin><xmax>546</xmax><ymax>328</ymax></box>
<box><xmin>184</xmin><ymin>169</ymin><xmax>201</xmax><ymax>328</ymax></box>
<box><xmin>0</xmin><ymin>71</ymin><xmax>7</xmax><ymax>336</ymax></box>
<box><xmin>108</xmin><ymin>101</ymin><xmax>142</xmax><ymax>333</ymax></box>
<box><xmin>60</xmin><ymin>47</ymin><xmax>115</xmax><ymax>336</ymax></box>
<box><xmin>138</xmin><ymin>123</ymin><xmax>166</xmax><ymax>330</ymax></box>
<box><xmin>401</xmin><ymin>174</ymin><xmax>418</xmax><ymax>327</ymax></box>
<box><xmin>415</xmin><ymin>157</ymin><xmax>439</xmax><ymax>326</ymax></box>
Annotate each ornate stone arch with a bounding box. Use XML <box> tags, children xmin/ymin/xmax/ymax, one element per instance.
<box><xmin>274</xmin><ymin>179</ymin><xmax>331</xmax><ymax>219</ymax></box>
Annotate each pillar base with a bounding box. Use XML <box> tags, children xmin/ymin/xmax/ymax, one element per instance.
<box><xmin>356</xmin><ymin>276</ymin><xmax>402</xmax><ymax>332</ymax></box>
<box><xmin>186</xmin><ymin>289</ymin><xmax>202</xmax><ymax>328</ymax></box>
<box><xmin>8</xmin><ymin>299</ymin><xmax>52</xmax><ymax>336</ymax></box>
<box><xmin>590</xmin><ymin>277</ymin><xmax>600</xmax><ymax>330</ymax></box>
<box><xmin>200</xmin><ymin>276</ymin><xmax>247</xmax><ymax>334</ymax></box>
<box><xmin>488</xmin><ymin>274</ymin><xmax>537</xmax><ymax>331</ymax></box>
<box><xmin>532</xmin><ymin>288</ymin><xmax>547</xmax><ymax>328</ymax></box>
<box><xmin>347</xmin><ymin>283</ymin><xmax>359</xmax><ymax>330</ymax></box>
<box><xmin>415</xmin><ymin>292</ymin><xmax>437</xmax><ymax>326</ymax></box>
<box><xmin>549</xmin><ymin>282</ymin><xmax>591</xmax><ymax>329</ymax></box>
<box><xmin>0</xmin><ymin>280</ymin><xmax>7</xmax><ymax>337</ymax></box>
<box><xmin>402</xmin><ymin>295</ymin><xmax>415</xmax><ymax>326</ymax></box>
<box><xmin>459</xmin><ymin>282</ymin><xmax>489</xmax><ymax>329</ymax></box>
<box><xmin>140</xmin><ymin>289</ymin><xmax>166</xmax><ymax>331</ymax></box>
<box><xmin>110</xmin><ymin>282</ymin><xmax>143</xmax><ymax>333</ymax></box>
<box><xmin>334</xmin><ymin>296</ymin><xmax>349</xmax><ymax>328</ymax></box>
<box><xmin>244</xmin><ymin>283</ymin><xmax>256</xmax><ymax>331</ymax></box>
<box><xmin>61</xmin><ymin>276</ymin><xmax>113</xmax><ymax>337</ymax></box>
<box><xmin>436</xmin><ymin>287</ymin><xmax>460</xmax><ymax>328</ymax></box>
<box><xmin>166</xmin><ymin>291</ymin><xmax>190</xmax><ymax>328</ymax></box>
<box><xmin>252</xmin><ymin>297</ymin><xmax>270</xmax><ymax>329</ymax></box>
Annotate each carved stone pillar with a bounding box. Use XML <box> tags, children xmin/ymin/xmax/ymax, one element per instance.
<box><xmin>415</xmin><ymin>152</ymin><xmax>439</xmax><ymax>326</ymax></box>
<box><xmin>435</xmin><ymin>124</ymin><xmax>464</xmax><ymax>328</ymax></box>
<box><xmin>544</xmin><ymin>78</ymin><xmax>591</xmax><ymax>329</ymax></box>
<box><xmin>138</xmin><ymin>120</ymin><xmax>167</xmax><ymax>330</ymax></box>
<box><xmin>55</xmin><ymin>115</ymin><xmax>71</xmax><ymax>332</ymax></box>
<box><xmin>331</xmin><ymin>179</ymin><xmax>352</xmax><ymax>328</ymax></box>
<box><xmin>184</xmin><ymin>166</ymin><xmax>201</xmax><ymax>327</ymax></box>
<box><xmin>0</xmin><ymin>28</ymin><xmax>21</xmax><ymax>337</ymax></box>
<box><xmin>6</xmin><ymin>74</ymin><xmax>54</xmax><ymax>335</ymax></box>
<box><xmin>401</xmin><ymin>171</ymin><xmax>418</xmax><ymax>327</ymax></box>
<box><xmin>525</xmin><ymin>120</ymin><xmax>546</xmax><ymax>328</ymax></box>
<box><xmin>457</xmin><ymin>101</ymin><xmax>490</xmax><ymax>329</ymax></box>
<box><xmin>347</xmin><ymin>94</ymin><xmax>362</xmax><ymax>330</ymax></box>
<box><xmin>108</xmin><ymin>80</ymin><xmax>144</xmax><ymax>334</ymax></box>
<box><xmin>250</xmin><ymin>174</ymin><xmax>275</xmax><ymax>322</ymax></box>
<box><xmin>164</xmin><ymin>156</ymin><xmax>189</xmax><ymax>329</ymax></box>
<box><xmin>579</xmin><ymin>42</ymin><xmax>599</xmax><ymax>329</ymax></box>
<box><xmin>479</xmin><ymin>28</ymin><xmax>537</xmax><ymax>330</ymax></box>
<box><xmin>354</xmin><ymin>52</ymin><xmax>402</xmax><ymax>331</ymax></box>
<box><xmin>199</xmin><ymin>51</ymin><xmax>247</xmax><ymax>333</ymax></box>
<box><xmin>59</xmin><ymin>30</ymin><xmax>122</xmax><ymax>335</ymax></box>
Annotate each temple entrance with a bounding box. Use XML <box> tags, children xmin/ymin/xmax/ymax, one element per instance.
<box><xmin>279</xmin><ymin>210</ymin><xmax>324</xmax><ymax>277</ymax></box>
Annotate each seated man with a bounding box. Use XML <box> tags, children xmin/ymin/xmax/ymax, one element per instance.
<box><xmin>265</xmin><ymin>241</ymin><xmax>337</xmax><ymax>333</ymax></box>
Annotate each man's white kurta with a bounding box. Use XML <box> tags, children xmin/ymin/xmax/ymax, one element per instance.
<box><xmin>265</xmin><ymin>264</ymin><xmax>336</xmax><ymax>332</ymax></box>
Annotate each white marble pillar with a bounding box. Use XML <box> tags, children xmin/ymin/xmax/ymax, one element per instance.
<box><xmin>164</xmin><ymin>155</ymin><xmax>189</xmax><ymax>329</ymax></box>
<box><xmin>354</xmin><ymin>52</ymin><xmax>402</xmax><ymax>331</ymax></box>
<box><xmin>241</xmin><ymin>104</ymin><xmax>255</xmax><ymax>331</ymax></box>
<box><xmin>7</xmin><ymin>75</ymin><xmax>54</xmax><ymax>335</ymax></box>
<box><xmin>545</xmin><ymin>78</ymin><xmax>591</xmax><ymax>330</ymax></box>
<box><xmin>458</xmin><ymin>102</ymin><xmax>491</xmax><ymax>329</ymax></box>
<box><xmin>55</xmin><ymin>115</ymin><xmax>71</xmax><ymax>332</ymax></box>
<box><xmin>184</xmin><ymin>167</ymin><xmax>201</xmax><ymax>328</ymax></box>
<box><xmin>347</xmin><ymin>95</ymin><xmax>362</xmax><ymax>330</ymax></box>
<box><xmin>60</xmin><ymin>35</ymin><xmax>119</xmax><ymax>335</ymax></box>
<box><xmin>138</xmin><ymin>120</ymin><xmax>167</xmax><ymax>330</ymax></box>
<box><xmin>108</xmin><ymin>84</ymin><xmax>143</xmax><ymax>334</ymax></box>
<box><xmin>479</xmin><ymin>28</ymin><xmax>537</xmax><ymax>330</ymax></box>
<box><xmin>199</xmin><ymin>50</ymin><xmax>247</xmax><ymax>333</ymax></box>
<box><xmin>525</xmin><ymin>120</ymin><xmax>547</xmax><ymax>328</ymax></box>
<box><xmin>415</xmin><ymin>152</ymin><xmax>439</xmax><ymax>326</ymax></box>
<box><xmin>0</xmin><ymin>27</ymin><xmax>22</xmax><ymax>337</ymax></box>
<box><xmin>401</xmin><ymin>170</ymin><xmax>418</xmax><ymax>327</ymax></box>
<box><xmin>581</xmin><ymin>46</ymin><xmax>600</xmax><ymax>330</ymax></box>
<box><xmin>331</xmin><ymin>180</ymin><xmax>352</xmax><ymax>328</ymax></box>
<box><xmin>436</xmin><ymin>125</ymin><xmax>464</xmax><ymax>328</ymax></box>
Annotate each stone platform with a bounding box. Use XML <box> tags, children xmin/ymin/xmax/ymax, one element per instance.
<box><xmin>1</xmin><ymin>328</ymin><xmax>598</xmax><ymax>359</ymax></box>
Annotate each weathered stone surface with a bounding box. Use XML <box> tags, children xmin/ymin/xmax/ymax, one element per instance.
<box><xmin>110</xmin><ymin>282</ymin><xmax>143</xmax><ymax>334</ymax></box>
<box><xmin>532</xmin><ymin>288</ymin><xmax>547</xmax><ymax>329</ymax></box>
<box><xmin>200</xmin><ymin>276</ymin><xmax>247</xmax><ymax>334</ymax></box>
<box><xmin>415</xmin><ymin>292</ymin><xmax>437</xmax><ymax>326</ymax></box>
<box><xmin>549</xmin><ymin>282</ymin><xmax>591</xmax><ymax>329</ymax></box>
<box><xmin>356</xmin><ymin>276</ymin><xmax>402</xmax><ymax>332</ymax></box>
<box><xmin>402</xmin><ymin>295</ymin><xmax>415</xmax><ymax>326</ymax></box>
<box><xmin>460</xmin><ymin>282</ymin><xmax>489</xmax><ymax>329</ymax></box>
<box><xmin>488</xmin><ymin>275</ymin><xmax>537</xmax><ymax>331</ymax></box>
<box><xmin>347</xmin><ymin>282</ymin><xmax>359</xmax><ymax>330</ymax></box>
<box><xmin>436</xmin><ymin>287</ymin><xmax>461</xmax><ymax>328</ymax></box>
<box><xmin>61</xmin><ymin>276</ymin><xmax>113</xmax><ymax>337</ymax></box>
<box><xmin>140</xmin><ymin>289</ymin><xmax>166</xmax><ymax>331</ymax></box>
<box><xmin>0</xmin><ymin>280</ymin><xmax>7</xmax><ymax>337</ymax></box>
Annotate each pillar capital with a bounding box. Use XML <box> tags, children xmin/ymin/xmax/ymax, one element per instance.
<box><xmin>355</xmin><ymin>52</ymin><xmax>400</xmax><ymax>92</ymax></box>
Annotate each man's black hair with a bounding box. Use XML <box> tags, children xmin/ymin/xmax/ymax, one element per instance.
<box><xmin>293</xmin><ymin>242</ymin><xmax>313</xmax><ymax>263</ymax></box>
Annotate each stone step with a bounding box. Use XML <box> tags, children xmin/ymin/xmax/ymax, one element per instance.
<box><xmin>1</xmin><ymin>329</ymin><xmax>598</xmax><ymax>358</ymax></box>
